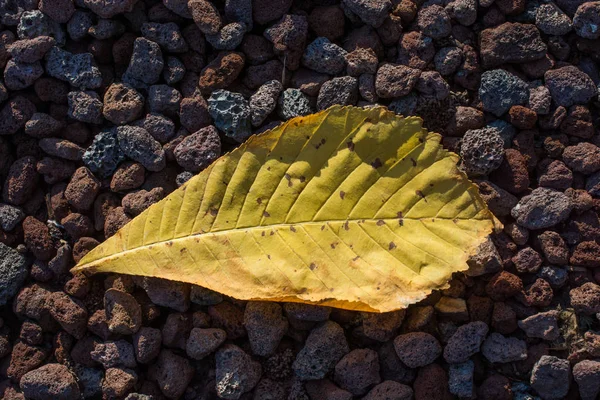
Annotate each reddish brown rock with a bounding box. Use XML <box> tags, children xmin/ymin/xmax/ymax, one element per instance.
<box><xmin>23</xmin><ymin>217</ymin><xmax>55</xmax><ymax>261</ymax></box>
<box><xmin>3</xmin><ymin>156</ymin><xmax>39</xmax><ymax>206</ymax></box>
<box><xmin>486</xmin><ymin>271</ymin><xmax>523</xmax><ymax>301</ymax></box>
<box><xmin>199</xmin><ymin>52</ymin><xmax>245</xmax><ymax>93</ymax></box>
<box><xmin>489</xmin><ymin>149</ymin><xmax>530</xmax><ymax>194</ymax></box>
<box><xmin>65</xmin><ymin>167</ymin><xmax>101</xmax><ymax>211</ymax></box>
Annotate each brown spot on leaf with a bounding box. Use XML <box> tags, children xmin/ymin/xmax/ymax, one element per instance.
<box><xmin>210</xmin><ymin>208</ymin><xmax>218</xmax><ymax>216</ymax></box>
<box><xmin>299</xmin><ymin>176</ymin><xmax>306</xmax><ymax>183</ymax></box>
<box><xmin>309</xmin><ymin>263</ymin><xmax>316</xmax><ymax>271</ymax></box>
<box><xmin>416</xmin><ymin>190</ymin><xmax>427</xmax><ymax>202</ymax></box>
<box><xmin>290</xmin><ymin>226</ymin><xmax>296</xmax><ymax>232</ymax></box>
<box><xmin>340</xmin><ymin>191</ymin><xmax>345</xmax><ymax>199</ymax></box>
<box><xmin>257</xmin><ymin>198</ymin><xmax>262</xmax><ymax>204</ymax></box>
<box><xmin>352</xmin><ymin>256</ymin><xmax>360</xmax><ymax>261</ymax></box>
<box><xmin>261</xmin><ymin>231</ymin><xmax>265</xmax><ymax>236</ymax></box>
<box><xmin>411</xmin><ymin>158</ymin><xmax>417</xmax><ymax>167</ymax></box>
<box><xmin>267</xmin><ymin>254</ymin><xmax>271</xmax><ymax>259</ymax></box>
<box><xmin>263</xmin><ymin>211</ymin><xmax>270</xmax><ymax>217</ymax></box>
<box><xmin>376</xmin><ymin>220</ymin><xmax>385</xmax><ymax>226</ymax></box>
<box><xmin>371</xmin><ymin>158</ymin><xmax>382</xmax><ymax>169</ymax></box>
<box><xmin>347</xmin><ymin>141</ymin><xmax>355</xmax><ymax>151</ymax></box>
<box><xmin>285</xmin><ymin>173</ymin><xmax>292</xmax><ymax>186</ymax></box>
<box><xmin>166</xmin><ymin>241</ymin><xmax>173</xmax><ymax>247</ymax></box>
<box><xmin>330</xmin><ymin>242</ymin><xmax>338</xmax><ymax>249</ymax></box>
<box><xmin>389</xmin><ymin>242</ymin><xmax>396</xmax><ymax>250</ymax></box>
<box><xmin>397</xmin><ymin>211</ymin><xmax>403</xmax><ymax>218</ymax></box>
<box><xmin>344</xmin><ymin>221</ymin><xmax>350</xmax><ymax>231</ymax></box>
<box><xmin>321</xmin><ymin>225</ymin><xmax>326</xmax><ymax>230</ymax></box>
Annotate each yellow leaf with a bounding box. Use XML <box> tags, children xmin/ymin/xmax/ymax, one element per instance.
<box><xmin>73</xmin><ymin>106</ymin><xmax>499</xmax><ymax>312</ymax></box>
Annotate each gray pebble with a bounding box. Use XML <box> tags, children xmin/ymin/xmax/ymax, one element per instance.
<box><xmin>481</xmin><ymin>332</ymin><xmax>527</xmax><ymax>363</ymax></box>
<box><xmin>83</xmin><ymin>129</ymin><xmax>126</xmax><ymax>178</ymax></box>
<box><xmin>250</xmin><ymin>80</ymin><xmax>283</xmax><ymax>126</ymax></box>
<box><xmin>91</xmin><ymin>340</ymin><xmax>137</xmax><ymax>369</ymax></box>
<box><xmin>45</xmin><ymin>47</ymin><xmax>102</xmax><ymax>89</ymax></box>
<box><xmin>443</xmin><ymin>321</ymin><xmax>488</xmax><ymax>364</ymax></box>
<box><xmin>174</xmin><ymin>125</ymin><xmax>221</xmax><ymax>173</ymax></box>
<box><xmin>206</xmin><ymin>22</ymin><xmax>246</xmax><ymax>50</ymax></box>
<box><xmin>278</xmin><ymin>88</ymin><xmax>313</xmax><ymax>120</ymax></box>
<box><xmin>538</xmin><ymin>265</ymin><xmax>568</xmax><ymax>288</ymax></box>
<box><xmin>216</xmin><ymin>344</ymin><xmax>262</xmax><ymax>399</ymax></box>
<box><xmin>434</xmin><ymin>47</ymin><xmax>463</xmax><ymax>76</ymax></box>
<box><xmin>123</xmin><ymin>38</ymin><xmax>164</xmax><ymax>89</ymax></box>
<box><xmin>536</xmin><ymin>3</ymin><xmax>572</xmax><ymax>35</ymax></box>
<box><xmin>208</xmin><ymin>89</ymin><xmax>252</xmax><ymax>143</ymax></box>
<box><xmin>67</xmin><ymin>10</ymin><xmax>93</xmax><ymax>41</ymax></box>
<box><xmin>186</xmin><ymin>327</ymin><xmax>226</xmax><ymax>360</ymax></box>
<box><xmin>142</xmin><ymin>113</ymin><xmax>176</xmax><ymax>144</ymax></box>
<box><xmin>0</xmin><ymin>242</ymin><xmax>30</xmax><ymax>306</ymax></box>
<box><xmin>342</xmin><ymin>0</ymin><xmax>391</xmax><ymax>27</ymax></box>
<box><xmin>531</xmin><ymin>356</ymin><xmax>570</xmax><ymax>400</ymax></box>
<box><xmin>0</xmin><ymin>203</ymin><xmax>24</xmax><ymax>231</ymax></box>
<box><xmin>511</xmin><ymin>187</ymin><xmax>573</xmax><ymax>229</ymax></box>
<box><xmin>68</xmin><ymin>91</ymin><xmax>104</xmax><ymax>124</ymax></box>
<box><xmin>293</xmin><ymin>321</ymin><xmax>349</xmax><ymax>380</ymax></box>
<box><xmin>117</xmin><ymin>126</ymin><xmax>166</xmax><ymax>172</ymax></box>
<box><xmin>448</xmin><ymin>361</ymin><xmax>474</xmax><ymax>398</ymax></box>
<box><xmin>317</xmin><ymin>76</ymin><xmax>358</xmax><ymax>110</ymax></box>
<box><xmin>479</xmin><ymin>69</ymin><xmax>529</xmax><ymax>116</ymax></box>
<box><xmin>518</xmin><ymin>310</ymin><xmax>561</xmax><ymax>340</ymax></box>
<box><xmin>141</xmin><ymin>22</ymin><xmax>188</xmax><ymax>53</ymax></box>
<box><xmin>163</xmin><ymin>56</ymin><xmax>185</xmax><ymax>85</ymax></box>
<box><xmin>18</xmin><ymin>10</ymin><xmax>66</xmax><ymax>45</ymax></box>
<box><xmin>460</xmin><ymin>128</ymin><xmax>505</xmax><ymax>176</ymax></box>
<box><xmin>244</xmin><ymin>302</ymin><xmax>288</xmax><ymax>357</ymax></box>
<box><xmin>302</xmin><ymin>37</ymin><xmax>348</xmax><ymax>75</ymax></box>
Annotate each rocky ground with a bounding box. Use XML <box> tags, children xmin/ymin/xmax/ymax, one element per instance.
<box><xmin>0</xmin><ymin>0</ymin><xmax>599</xmax><ymax>399</ymax></box>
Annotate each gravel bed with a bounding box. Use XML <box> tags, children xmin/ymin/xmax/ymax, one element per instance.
<box><xmin>0</xmin><ymin>0</ymin><xmax>599</xmax><ymax>399</ymax></box>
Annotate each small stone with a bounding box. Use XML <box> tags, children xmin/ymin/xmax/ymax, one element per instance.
<box><xmin>573</xmin><ymin>360</ymin><xmax>600</xmax><ymax>400</ymax></box>
<box><xmin>393</xmin><ymin>332</ymin><xmax>441</xmax><ymax>368</ymax></box>
<box><xmin>65</xmin><ymin>166</ymin><xmax>100</xmax><ymax>211</ymax></box>
<box><xmin>102</xmin><ymin>367</ymin><xmax>137</xmax><ymax>399</ymax></box>
<box><xmin>363</xmin><ymin>381</ymin><xmax>413</xmax><ymax>400</ymax></box>
<box><xmin>511</xmin><ymin>187</ymin><xmax>573</xmax><ymax>229</ymax></box>
<box><xmin>148</xmin><ymin>84</ymin><xmax>182</xmax><ymax>116</ymax></box>
<box><xmin>3</xmin><ymin>60</ymin><xmax>43</xmax><ymax>90</ymax></box>
<box><xmin>536</xmin><ymin>3</ymin><xmax>573</xmax><ymax>35</ymax></box>
<box><xmin>346</xmin><ymin>48</ymin><xmax>378</xmax><ymax>76</ymax></box>
<box><xmin>110</xmin><ymin>162</ymin><xmax>145</xmax><ymax>192</ymax></box>
<box><xmin>25</xmin><ymin>113</ymin><xmax>64</xmax><ymax>139</ymax></box>
<box><xmin>174</xmin><ymin>126</ymin><xmax>221</xmax><ymax>173</ymax></box>
<box><xmin>531</xmin><ymin>356</ymin><xmax>570</xmax><ymax>400</ymax></box>
<box><xmin>18</xmin><ymin>10</ymin><xmax>65</xmax><ymax>45</ymax></box>
<box><xmin>199</xmin><ymin>51</ymin><xmax>245</xmax><ymax>93</ymax></box>
<box><xmin>136</xmin><ymin>276</ymin><xmax>190</xmax><ymax>312</ymax></box>
<box><xmin>284</xmin><ymin>303</ymin><xmax>331</xmax><ymax>321</ymax></box>
<box><xmin>83</xmin><ymin>130</ymin><xmax>126</xmax><ymax>178</ymax></box>
<box><xmin>334</xmin><ymin>349</ymin><xmax>381</xmax><ymax>395</ymax></box>
<box><xmin>278</xmin><ymin>88</ymin><xmax>313</xmax><ymax>119</ymax></box>
<box><xmin>244</xmin><ymin>302</ymin><xmax>288</xmax><ymax>357</ymax></box>
<box><xmin>375</xmin><ymin>63</ymin><xmax>420</xmax><ymax>98</ymax></box>
<box><xmin>133</xmin><ymin>327</ymin><xmax>161</xmax><ymax>364</ymax></box>
<box><xmin>103</xmin><ymin>83</ymin><xmax>145</xmax><ymax>125</ymax></box>
<box><xmin>486</xmin><ymin>271</ymin><xmax>523</xmax><ymax>301</ymax></box>
<box><xmin>544</xmin><ymin>66</ymin><xmax>597</xmax><ymax>107</ymax></box>
<box><xmin>141</xmin><ymin>113</ymin><xmax>175</xmax><ymax>144</ymax></box>
<box><xmin>206</xmin><ymin>22</ymin><xmax>246</xmax><ymax>51</ymax></box>
<box><xmin>570</xmin><ymin>283</ymin><xmax>600</xmax><ymax>315</ymax></box>
<box><xmin>362</xmin><ymin>310</ymin><xmax>405</xmax><ymax>342</ymax></box>
<box><xmin>117</xmin><ymin>126</ymin><xmax>165</xmax><ymax>172</ymax></box>
<box><xmin>443</xmin><ymin>321</ymin><xmax>488</xmax><ymax>364</ymax></box>
<box><xmin>186</xmin><ymin>327</ymin><xmax>226</xmax><ymax>359</ymax></box>
<box><xmin>216</xmin><ymin>344</ymin><xmax>262</xmax><ymax>399</ymax></box>
<box><xmin>448</xmin><ymin>361</ymin><xmax>474</xmax><ymax>398</ymax></box>
<box><xmin>573</xmin><ymin>2</ymin><xmax>600</xmax><ymax>39</ymax></box>
<box><xmin>91</xmin><ymin>340</ymin><xmax>136</xmax><ymax>368</ymax></box>
<box><xmin>0</xmin><ymin>242</ymin><xmax>29</xmax><ymax>305</ymax></box>
<box><xmin>528</xmin><ymin>85</ymin><xmax>552</xmax><ymax>115</ymax></box>
<box><xmin>0</xmin><ymin>96</ymin><xmax>36</xmax><ymax>135</ymax></box>
<box><xmin>476</xmin><ymin>181</ymin><xmax>518</xmax><ymax>217</ymax></box>
<box><xmin>479</xmin><ymin>22</ymin><xmax>547</xmax><ymax>68</ymax></box>
<box><xmin>434</xmin><ymin>47</ymin><xmax>463</xmax><ymax>77</ymax></box>
<box><xmin>250</xmin><ymin>80</ymin><xmax>283</xmax><ymax>126</ymax></box>
<box><xmin>0</xmin><ymin>203</ymin><xmax>24</xmax><ymax>231</ymax></box>
<box><xmin>563</xmin><ymin>143</ymin><xmax>600</xmax><ymax>174</ymax></box>
<box><xmin>478</xmin><ymin>375</ymin><xmax>512</xmax><ymax>400</ymax></box>
<box><xmin>48</xmin><ymin>291</ymin><xmax>88</xmax><ymax>339</ymax></box>
<box><xmin>45</xmin><ymin>47</ymin><xmax>102</xmax><ymax>89</ymax></box>
<box><xmin>342</xmin><ymin>0</ymin><xmax>392</xmax><ymax>27</ymax></box>
<box><xmin>82</xmin><ymin>0</ymin><xmax>138</xmax><ymax>18</ymax></box>
<box><xmin>481</xmin><ymin>332</ymin><xmax>527</xmax><ymax>363</ymax></box>
<box><xmin>459</xmin><ymin>127</ymin><xmax>505</xmax><ymax>176</ymax></box>
<box><xmin>152</xmin><ymin>350</ymin><xmax>194</xmax><ymax>399</ymax></box>
<box><xmin>123</xmin><ymin>38</ymin><xmax>164</xmax><ymax>89</ymax></box>
<box><xmin>302</xmin><ymin>37</ymin><xmax>347</xmax><ymax>75</ymax></box>
<box><xmin>20</xmin><ymin>364</ymin><xmax>80</xmax><ymax>400</ymax></box>
<box><xmin>538</xmin><ymin>159</ymin><xmax>573</xmax><ymax>190</ymax></box>
<box><xmin>163</xmin><ymin>56</ymin><xmax>185</xmax><ymax>84</ymax></box>
<box><xmin>317</xmin><ymin>76</ymin><xmax>359</xmax><ymax>110</ymax></box>
<box><xmin>512</xmin><ymin>247</ymin><xmax>542</xmax><ymax>273</ymax></box>
<box><xmin>479</xmin><ymin>69</ymin><xmax>529</xmax><ymax>116</ymax></box>
<box><xmin>518</xmin><ymin>310</ymin><xmax>560</xmax><ymax>340</ymax></box>
<box><xmin>189</xmin><ymin>0</ymin><xmax>222</xmax><ymax>35</ymax></box>
<box><xmin>68</xmin><ymin>91</ymin><xmax>104</xmax><ymax>124</ymax></box>
<box><xmin>39</xmin><ymin>139</ymin><xmax>83</xmax><ymax>161</ymax></box>
<box><xmin>105</xmin><ymin>288</ymin><xmax>142</xmax><ymax>335</ymax></box>
<box><xmin>417</xmin><ymin>5</ymin><xmax>452</xmax><ymax>39</ymax></box>
<box><xmin>190</xmin><ymin>285</ymin><xmax>223</xmax><ymax>305</ymax></box>
<box><xmin>209</xmin><ymin>302</ymin><xmax>246</xmax><ymax>339</ymax></box>
<box><xmin>396</xmin><ymin>31</ymin><xmax>434</xmax><ymax>70</ymax></box>
<box><xmin>141</xmin><ymin>22</ymin><xmax>187</xmax><ymax>53</ymax></box>
<box><xmin>122</xmin><ymin>188</ymin><xmax>164</xmax><ymax>216</ymax></box>
<box><xmin>264</xmin><ymin>14</ymin><xmax>308</xmax><ymax>71</ymax></box>
<box><xmin>208</xmin><ymin>89</ymin><xmax>252</xmax><ymax>142</ymax></box>
<box><xmin>305</xmin><ymin>379</ymin><xmax>352</xmax><ymax>400</ymax></box>
<box><xmin>293</xmin><ymin>321</ymin><xmax>349</xmax><ymax>380</ymax></box>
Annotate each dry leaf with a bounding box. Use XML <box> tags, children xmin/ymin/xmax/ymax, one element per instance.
<box><xmin>73</xmin><ymin>106</ymin><xmax>499</xmax><ymax>312</ymax></box>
